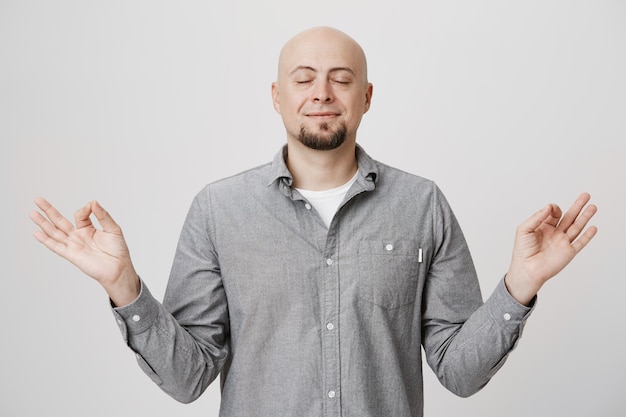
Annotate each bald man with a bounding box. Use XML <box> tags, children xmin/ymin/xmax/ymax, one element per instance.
<box><xmin>31</xmin><ymin>27</ymin><xmax>597</xmax><ymax>417</ymax></box>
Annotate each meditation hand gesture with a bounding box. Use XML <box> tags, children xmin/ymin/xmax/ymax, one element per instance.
<box><xmin>505</xmin><ymin>193</ymin><xmax>598</xmax><ymax>305</ymax></box>
<box><xmin>30</xmin><ymin>197</ymin><xmax>140</xmax><ymax>306</ymax></box>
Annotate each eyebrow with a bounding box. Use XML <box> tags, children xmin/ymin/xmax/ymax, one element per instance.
<box><xmin>289</xmin><ymin>66</ymin><xmax>356</xmax><ymax>76</ymax></box>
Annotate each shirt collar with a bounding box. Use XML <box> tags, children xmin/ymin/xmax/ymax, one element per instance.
<box><xmin>268</xmin><ymin>144</ymin><xmax>379</xmax><ymax>188</ymax></box>
<box><xmin>268</xmin><ymin>145</ymin><xmax>293</xmax><ymax>187</ymax></box>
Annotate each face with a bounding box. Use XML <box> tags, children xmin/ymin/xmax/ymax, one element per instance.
<box><xmin>272</xmin><ymin>27</ymin><xmax>373</xmax><ymax>151</ymax></box>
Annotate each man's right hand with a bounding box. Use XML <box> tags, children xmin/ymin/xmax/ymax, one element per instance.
<box><xmin>30</xmin><ymin>197</ymin><xmax>140</xmax><ymax>307</ymax></box>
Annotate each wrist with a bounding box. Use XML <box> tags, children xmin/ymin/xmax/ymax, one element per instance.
<box><xmin>504</xmin><ymin>270</ymin><xmax>538</xmax><ymax>307</ymax></box>
<box><xmin>105</xmin><ymin>268</ymin><xmax>141</xmax><ymax>307</ymax></box>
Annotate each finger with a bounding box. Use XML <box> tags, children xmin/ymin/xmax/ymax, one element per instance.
<box><xmin>566</xmin><ymin>203</ymin><xmax>598</xmax><ymax>242</ymax></box>
<box><xmin>33</xmin><ymin>229</ymin><xmax>69</xmax><ymax>258</ymax></box>
<box><xmin>90</xmin><ymin>201</ymin><xmax>122</xmax><ymax>234</ymax></box>
<box><xmin>29</xmin><ymin>209</ymin><xmax>69</xmax><ymax>243</ymax></box>
<box><xmin>34</xmin><ymin>197</ymin><xmax>75</xmax><ymax>235</ymax></box>
<box><xmin>571</xmin><ymin>225</ymin><xmax>598</xmax><ymax>254</ymax></box>
<box><xmin>31</xmin><ymin>212</ymin><xmax>71</xmax><ymax>259</ymax></box>
<box><xmin>556</xmin><ymin>193</ymin><xmax>591</xmax><ymax>233</ymax></box>
<box><xmin>519</xmin><ymin>204</ymin><xmax>553</xmax><ymax>234</ymax></box>
<box><xmin>74</xmin><ymin>202</ymin><xmax>94</xmax><ymax>229</ymax></box>
<box><xmin>544</xmin><ymin>204</ymin><xmax>562</xmax><ymax>228</ymax></box>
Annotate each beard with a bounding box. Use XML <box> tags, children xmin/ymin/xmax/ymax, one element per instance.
<box><xmin>297</xmin><ymin>122</ymin><xmax>347</xmax><ymax>151</ymax></box>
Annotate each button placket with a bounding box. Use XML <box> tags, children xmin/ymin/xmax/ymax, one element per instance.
<box><xmin>321</xmin><ymin>238</ymin><xmax>340</xmax><ymax>413</ymax></box>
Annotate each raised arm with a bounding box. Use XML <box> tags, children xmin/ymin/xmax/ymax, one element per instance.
<box><xmin>30</xmin><ymin>197</ymin><xmax>140</xmax><ymax>306</ymax></box>
<box><xmin>505</xmin><ymin>192</ymin><xmax>598</xmax><ymax>305</ymax></box>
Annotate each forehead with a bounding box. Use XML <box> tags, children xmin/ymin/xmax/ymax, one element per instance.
<box><xmin>279</xmin><ymin>30</ymin><xmax>366</xmax><ymax>77</ymax></box>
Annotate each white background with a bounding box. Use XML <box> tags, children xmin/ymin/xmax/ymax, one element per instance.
<box><xmin>1</xmin><ymin>1</ymin><xmax>624</xmax><ymax>416</ymax></box>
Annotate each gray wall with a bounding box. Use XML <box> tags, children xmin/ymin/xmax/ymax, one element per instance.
<box><xmin>2</xmin><ymin>1</ymin><xmax>624</xmax><ymax>416</ymax></box>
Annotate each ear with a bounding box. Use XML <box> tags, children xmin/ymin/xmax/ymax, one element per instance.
<box><xmin>363</xmin><ymin>83</ymin><xmax>373</xmax><ymax>114</ymax></box>
<box><xmin>271</xmin><ymin>82</ymin><xmax>282</xmax><ymax>114</ymax></box>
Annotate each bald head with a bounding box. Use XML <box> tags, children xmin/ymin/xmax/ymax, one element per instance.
<box><xmin>277</xmin><ymin>26</ymin><xmax>368</xmax><ymax>85</ymax></box>
<box><xmin>271</xmin><ymin>27</ymin><xmax>373</xmax><ymax>155</ymax></box>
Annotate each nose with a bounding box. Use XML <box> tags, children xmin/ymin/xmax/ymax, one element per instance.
<box><xmin>313</xmin><ymin>80</ymin><xmax>334</xmax><ymax>103</ymax></box>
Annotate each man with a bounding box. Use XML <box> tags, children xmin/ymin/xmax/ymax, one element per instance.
<box><xmin>30</xmin><ymin>27</ymin><xmax>597</xmax><ymax>416</ymax></box>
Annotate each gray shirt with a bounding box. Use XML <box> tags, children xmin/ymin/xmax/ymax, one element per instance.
<box><xmin>113</xmin><ymin>145</ymin><xmax>533</xmax><ymax>417</ymax></box>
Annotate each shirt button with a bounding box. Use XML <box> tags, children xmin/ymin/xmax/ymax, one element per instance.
<box><xmin>328</xmin><ymin>390</ymin><xmax>336</xmax><ymax>398</ymax></box>
<box><xmin>503</xmin><ymin>313</ymin><xmax>511</xmax><ymax>321</ymax></box>
<box><xmin>132</xmin><ymin>315</ymin><xmax>141</xmax><ymax>322</ymax></box>
<box><xmin>326</xmin><ymin>258</ymin><xmax>333</xmax><ymax>265</ymax></box>
<box><xmin>385</xmin><ymin>243</ymin><xmax>394</xmax><ymax>251</ymax></box>
<box><xmin>326</xmin><ymin>322</ymin><xmax>335</xmax><ymax>331</ymax></box>
<box><xmin>305</xmin><ymin>203</ymin><xmax>312</xmax><ymax>210</ymax></box>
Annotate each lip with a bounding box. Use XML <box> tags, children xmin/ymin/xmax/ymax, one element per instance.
<box><xmin>305</xmin><ymin>111</ymin><xmax>340</xmax><ymax>118</ymax></box>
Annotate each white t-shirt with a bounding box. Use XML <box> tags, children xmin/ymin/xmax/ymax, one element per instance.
<box><xmin>296</xmin><ymin>171</ymin><xmax>359</xmax><ymax>228</ymax></box>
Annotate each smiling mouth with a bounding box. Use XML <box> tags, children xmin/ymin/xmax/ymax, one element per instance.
<box><xmin>306</xmin><ymin>112</ymin><xmax>340</xmax><ymax>119</ymax></box>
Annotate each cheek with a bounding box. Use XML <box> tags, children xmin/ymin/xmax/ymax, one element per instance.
<box><xmin>287</xmin><ymin>99</ymin><xmax>308</xmax><ymax>120</ymax></box>
<box><xmin>346</xmin><ymin>96</ymin><xmax>367</xmax><ymax>117</ymax></box>
<box><xmin>279</xmin><ymin>99</ymin><xmax>305</xmax><ymax>128</ymax></box>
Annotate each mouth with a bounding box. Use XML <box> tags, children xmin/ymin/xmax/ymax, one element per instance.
<box><xmin>305</xmin><ymin>112</ymin><xmax>341</xmax><ymax>120</ymax></box>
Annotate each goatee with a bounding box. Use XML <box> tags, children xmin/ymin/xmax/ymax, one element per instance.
<box><xmin>298</xmin><ymin>123</ymin><xmax>347</xmax><ymax>151</ymax></box>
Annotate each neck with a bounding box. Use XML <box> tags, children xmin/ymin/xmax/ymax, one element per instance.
<box><xmin>285</xmin><ymin>139</ymin><xmax>358</xmax><ymax>191</ymax></box>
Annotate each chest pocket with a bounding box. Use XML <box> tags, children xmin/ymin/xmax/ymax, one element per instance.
<box><xmin>357</xmin><ymin>240</ymin><xmax>421</xmax><ymax>309</ymax></box>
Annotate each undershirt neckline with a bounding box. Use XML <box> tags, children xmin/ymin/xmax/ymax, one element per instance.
<box><xmin>296</xmin><ymin>171</ymin><xmax>359</xmax><ymax>228</ymax></box>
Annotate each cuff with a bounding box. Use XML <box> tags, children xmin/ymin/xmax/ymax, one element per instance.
<box><xmin>486</xmin><ymin>277</ymin><xmax>535</xmax><ymax>335</ymax></box>
<box><xmin>110</xmin><ymin>279</ymin><xmax>160</xmax><ymax>342</ymax></box>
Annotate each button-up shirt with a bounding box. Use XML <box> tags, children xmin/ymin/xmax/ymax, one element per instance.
<box><xmin>113</xmin><ymin>145</ymin><xmax>532</xmax><ymax>417</ymax></box>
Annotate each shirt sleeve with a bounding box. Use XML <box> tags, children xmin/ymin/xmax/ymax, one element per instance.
<box><xmin>111</xmin><ymin>188</ymin><xmax>230</xmax><ymax>404</ymax></box>
<box><xmin>421</xmin><ymin>186</ymin><xmax>534</xmax><ymax>397</ymax></box>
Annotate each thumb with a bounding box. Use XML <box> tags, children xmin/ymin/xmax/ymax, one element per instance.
<box><xmin>91</xmin><ymin>201</ymin><xmax>123</xmax><ymax>234</ymax></box>
<box><xmin>518</xmin><ymin>204</ymin><xmax>556</xmax><ymax>234</ymax></box>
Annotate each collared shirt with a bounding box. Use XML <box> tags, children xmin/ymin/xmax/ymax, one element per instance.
<box><xmin>113</xmin><ymin>145</ymin><xmax>533</xmax><ymax>417</ymax></box>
